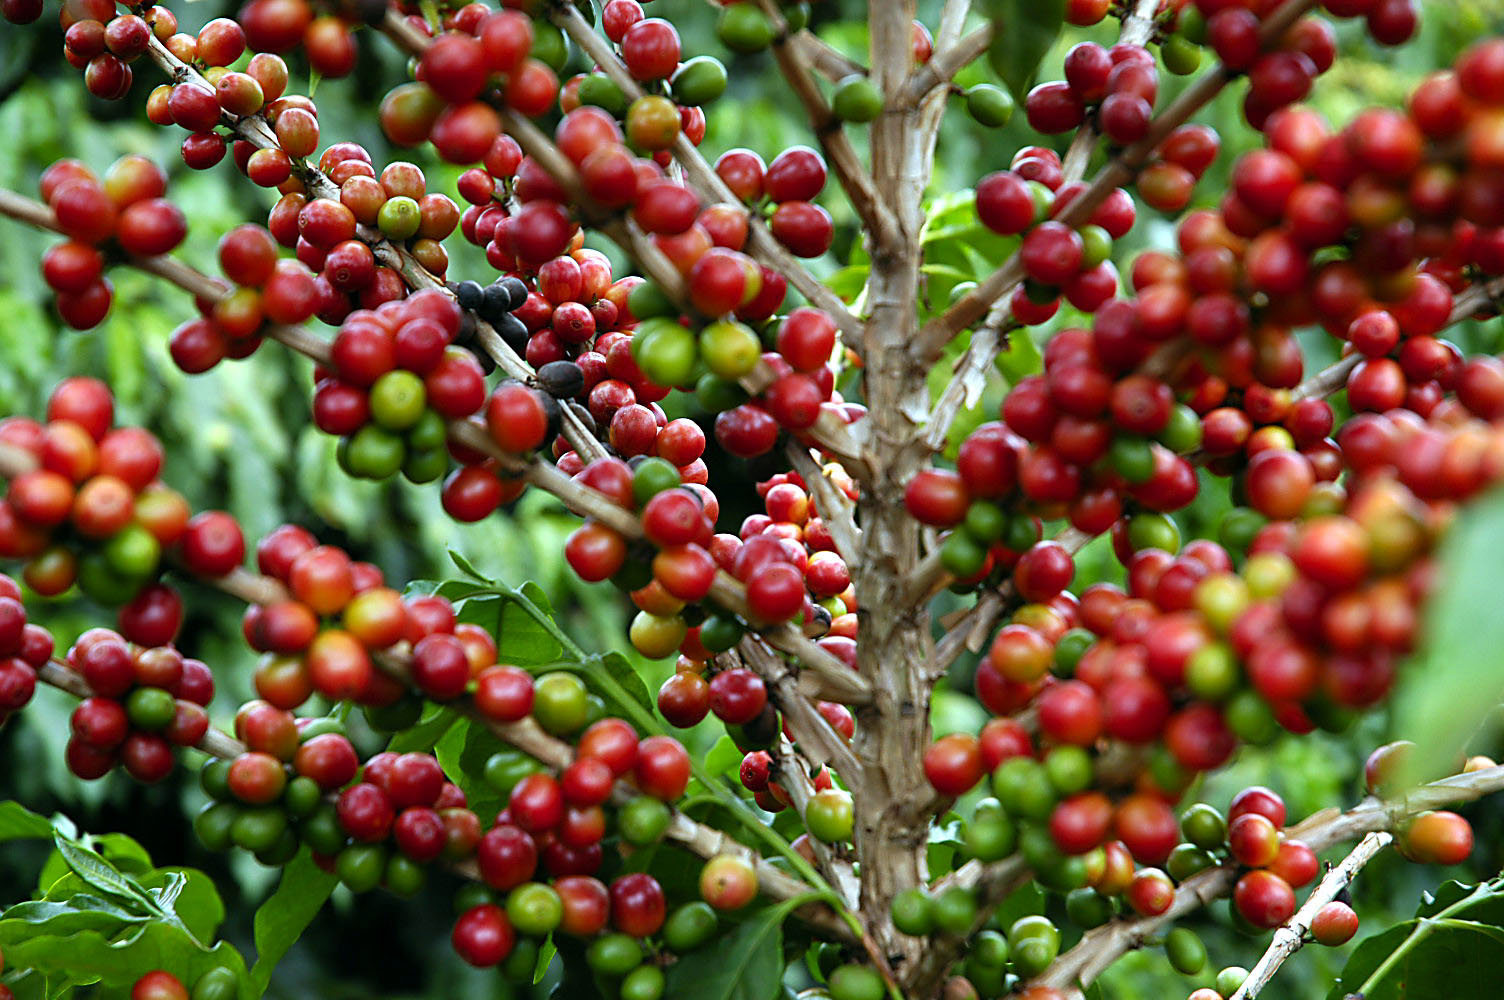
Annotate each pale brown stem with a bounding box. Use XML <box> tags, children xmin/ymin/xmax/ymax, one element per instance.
<box><xmin>784</xmin><ymin>442</ymin><xmax>862</xmax><ymax>563</ymax></box>
<box><xmin>851</xmin><ymin>0</ymin><xmax>936</xmax><ymax>980</ymax></box>
<box><xmin>736</xmin><ymin>638</ymin><xmax>864</xmax><ymax>792</ymax></box>
<box><xmin>898</xmin><ymin>24</ymin><xmax>992</xmax><ymax>108</ymax></box>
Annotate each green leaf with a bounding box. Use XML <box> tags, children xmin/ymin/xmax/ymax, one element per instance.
<box><xmin>533</xmin><ymin>935</ymin><xmax>556</xmax><ymax>985</ymax></box>
<box><xmin>249</xmin><ymin>849</ymin><xmax>338</xmax><ymax>994</ymax></box>
<box><xmin>983</xmin><ymin>0</ymin><xmax>1067</xmax><ymax>104</ymax></box>
<box><xmin>664</xmin><ymin>895</ymin><xmax>819</xmax><ymax>1000</ymax></box>
<box><xmin>448</xmin><ymin>548</ymin><xmax>491</xmax><ymax>583</ymax></box>
<box><xmin>995</xmin><ymin>328</ymin><xmax>1043</xmax><ymax>385</ymax></box>
<box><xmin>1330</xmin><ymin>880</ymin><xmax>1504</xmax><ymax>1000</ymax></box>
<box><xmin>499</xmin><ymin>582</ymin><xmax>569</xmax><ymax>665</ymax></box>
<box><xmin>1394</xmin><ymin>487</ymin><xmax>1504</xmax><ymax>787</ymax></box>
<box><xmin>52</xmin><ymin>833</ymin><xmax>158</xmax><ymax>913</ymax></box>
<box><xmin>704</xmin><ymin>736</ymin><xmax>743</xmax><ymax>780</ymax></box>
<box><xmin>436</xmin><ymin>718</ymin><xmax>511</xmax><ymax>825</ymax></box>
<box><xmin>0</xmin><ymin>802</ymin><xmax>58</xmax><ymax>842</ymax></box>
<box><xmin>385</xmin><ymin>705</ymin><xmax>460</xmax><ymax>753</ymax></box>
<box><xmin>0</xmin><ymin>920</ymin><xmax>250</xmax><ymax>998</ymax></box>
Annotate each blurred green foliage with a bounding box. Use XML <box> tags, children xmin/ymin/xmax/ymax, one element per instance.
<box><xmin>0</xmin><ymin>0</ymin><xmax>1503</xmax><ymax>998</ymax></box>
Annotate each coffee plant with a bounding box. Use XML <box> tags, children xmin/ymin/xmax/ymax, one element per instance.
<box><xmin>2</xmin><ymin>0</ymin><xmax>1504</xmax><ymax>998</ymax></box>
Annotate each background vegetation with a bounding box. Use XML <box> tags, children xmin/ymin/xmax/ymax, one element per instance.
<box><xmin>3</xmin><ymin>1</ymin><xmax>1504</xmax><ymax>997</ymax></box>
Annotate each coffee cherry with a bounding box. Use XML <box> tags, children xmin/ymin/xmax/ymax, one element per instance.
<box><xmin>453</xmin><ymin>904</ymin><xmax>515</xmax><ymax>967</ymax></box>
<box><xmin>1234</xmin><ymin>870</ymin><xmax>1296</xmax><ymax>929</ymax></box>
<box><xmin>1311</xmin><ymin>901</ymin><xmax>1360</xmax><ymax>946</ymax></box>
<box><xmin>1400</xmin><ymin>810</ymin><xmax>1473</xmax><ymax>864</ymax></box>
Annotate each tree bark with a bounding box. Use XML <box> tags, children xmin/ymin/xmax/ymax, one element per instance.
<box><xmin>851</xmin><ymin>0</ymin><xmax>938</xmax><ymax>985</ymax></box>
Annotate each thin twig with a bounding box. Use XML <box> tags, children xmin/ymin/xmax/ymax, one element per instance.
<box><xmin>790</xmin><ymin>30</ymin><xmax>869</xmax><ymax>82</ymax></box>
<box><xmin>737</xmin><ymin>638</ymin><xmax>864</xmax><ymax>790</ymax></box>
<box><xmin>784</xmin><ymin>442</ymin><xmax>862</xmax><ymax>563</ymax></box>
<box><xmin>1229</xmin><ymin>831</ymin><xmax>1394</xmax><ymax>1000</ymax></box>
<box><xmin>1289</xmin><ymin>273</ymin><xmax>1504</xmax><ymax>403</ymax></box>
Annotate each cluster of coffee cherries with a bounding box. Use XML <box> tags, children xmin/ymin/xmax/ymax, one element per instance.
<box><xmin>168</xmin><ymin>222</ymin><xmax>322</xmax><ymax>373</ymax></box>
<box><xmin>908</xmin><ymin>370</ymin><xmax>1202</xmax><ymax>589</ymax></box>
<box><xmin>46</xmin><ymin>0</ymin><xmax>175</xmax><ymax>100</ymax></box>
<box><xmin>711</xmin><ymin>144</ymin><xmax>835</xmax><ymax>259</ymax></box>
<box><xmin>36</xmin><ymin>156</ymin><xmax>187</xmax><ymax>330</ymax></box>
<box><xmin>0</xmin><ymin>574</ymin><xmax>53</xmax><ymax>729</ymax></box>
<box><xmin>268</xmin><ymin>146</ymin><xmax>460</xmax><ymax>322</ymax></box>
<box><xmin>1029</xmin><ymin>37</ymin><xmax>1168</xmax><ymax>142</ymax></box>
<box><xmin>1176</xmin><ymin>771</ymin><xmax>1474</xmax><ymax>1000</ymax></box>
<box><xmin>0</xmin><ymin>377</ymin><xmax>193</xmax><ymax>638</ymax></box>
<box><xmin>195</xmin><ymin>703</ymin><xmax>460</xmax><ymax>875</ymax></box>
<box><xmin>310</xmin><ymin>287</ymin><xmax>491</xmax><ymax>487</ymax></box>
<box><xmin>973</xmin><ymin>149</ymin><xmax>1136</xmax><ymax>320</ymax></box>
<box><xmin>1178</xmin><ymin>0</ymin><xmax>1412</xmax><ymax>130</ymax></box>
<box><xmin>65</xmin><ymin>629</ymin><xmax>214</xmax><ymax>783</ymax></box>
<box><xmin>579</xmin><ymin>9</ymin><xmax>723</xmax><ymax>151</ymax></box>
<box><xmin>138</xmin><ymin>15</ymin><xmax>305</xmax><ymax>179</ymax></box>
<box><xmin>242</xmin><ymin>524</ymin><xmax>496</xmax><ymax>710</ymax></box>
<box><xmin>237</xmin><ymin>0</ymin><xmax>375</xmax><ymax>79</ymax></box>
<box><xmin>563</xmin><ymin>453</ymin><xmax>720</xmax><ymax>658</ymax></box>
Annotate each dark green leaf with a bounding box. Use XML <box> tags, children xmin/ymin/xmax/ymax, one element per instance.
<box><xmin>1330</xmin><ymin>880</ymin><xmax>1504</xmax><ymax>1000</ymax></box>
<box><xmin>385</xmin><ymin>705</ymin><xmax>460</xmax><ymax>753</ymax></box>
<box><xmin>249</xmin><ymin>849</ymin><xmax>338</xmax><ymax>994</ymax></box>
<box><xmin>983</xmin><ymin>0</ymin><xmax>1067</xmax><ymax>104</ymax></box>
<box><xmin>664</xmin><ymin>895</ymin><xmax>819</xmax><ymax>1000</ymax></box>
